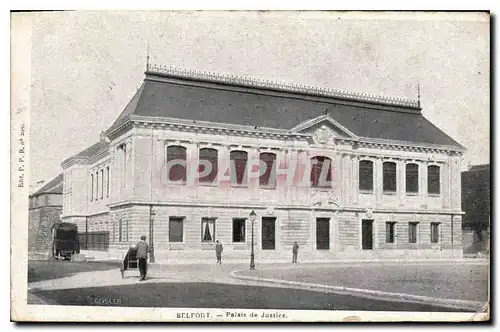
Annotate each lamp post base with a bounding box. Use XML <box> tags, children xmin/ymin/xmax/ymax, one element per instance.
<box><xmin>250</xmin><ymin>253</ymin><xmax>255</xmax><ymax>270</ymax></box>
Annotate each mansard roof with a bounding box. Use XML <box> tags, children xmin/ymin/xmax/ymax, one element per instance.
<box><xmin>31</xmin><ymin>173</ymin><xmax>63</xmax><ymax>197</ymax></box>
<box><xmin>106</xmin><ymin>65</ymin><xmax>463</xmax><ymax>149</ymax></box>
<box><xmin>61</xmin><ymin>140</ymin><xmax>109</xmax><ymax>168</ymax></box>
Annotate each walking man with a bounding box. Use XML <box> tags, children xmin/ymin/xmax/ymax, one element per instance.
<box><xmin>135</xmin><ymin>235</ymin><xmax>149</xmax><ymax>281</ymax></box>
<box><xmin>215</xmin><ymin>240</ymin><xmax>223</xmax><ymax>264</ymax></box>
<box><xmin>292</xmin><ymin>241</ymin><xmax>299</xmax><ymax>263</ymax></box>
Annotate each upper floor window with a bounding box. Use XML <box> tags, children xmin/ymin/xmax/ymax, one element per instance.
<box><xmin>406</xmin><ymin>163</ymin><xmax>419</xmax><ymax>193</ymax></box>
<box><xmin>359</xmin><ymin>160</ymin><xmax>373</xmax><ymax>191</ymax></box>
<box><xmin>106</xmin><ymin>166</ymin><xmax>110</xmax><ymax>197</ymax></box>
<box><xmin>428</xmin><ymin>165</ymin><xmax>441</xmax><ymax>194</ymax></box>
<box><xmin>199</xmin><ymin>148</ymin><xmax>218</xmax><ymax>183</ymax></box>
<box><xmin>95</xmin><ymin>171</ymin><xmax>99</xmax><ymax>200</ymax></box>
<box><xmin>230</xmin><ymin>150</ymin><xmax>248</xmax><ymax>186</ymax></box>
<box><xmin>90</xmin><ymin>174</ymin><xmax>94</xmax><ymax>202</ymax></box>
<box><xmin>167</xmin><ymin>145</ymin><xmax>187</xmax><ymax>182</ymax></box>
<box><xmin>117</xmin><ymin>144</ymin><xmax>127</xmax><ymax>188</ymax></box>
<box><xmin>100</xmin><ymin>169</ymin><xmax>104</xmax><ymax>199</ymax></box>
<box><xmin>310</xmin><ymin>156</ymin><xmax>332</xmax><ymax>188</ymax></box>
<box><xmin>383</xmin><ymin>161</ymin><xmax>397</xmax><ymax>192</ymax></box>
<box><xmin>259</xmin><ymin>152</ymin><xmax>277</xmax><ymax>188</ymax></box>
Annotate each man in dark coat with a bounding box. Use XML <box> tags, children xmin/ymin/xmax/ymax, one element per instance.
<box><xmin>292</xmin><ymin>242</ymin><xmax>299</xmax><ymax>263</ymax></box>
<box><xmin>135</xmin><ymin>236</ymin><xmax>149</xmax><ymax>280</ymax></box>
<box><xmin>215</xmin><ymin>240</ymin><xmax>223</xmax><ymax>264</ymax></box>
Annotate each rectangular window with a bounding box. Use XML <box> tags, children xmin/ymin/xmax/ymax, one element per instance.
<box><xmin>409</xmin><ymin>222</ymin><xmax>419</xmax><ymax>243</ymax></box>
<box><xmin>232</xmin><ymin>218</ymin><xmax>246</xmax><ymax>243</ymax></box>
<box><xmin>96</xmin><ymin>171</ymin><xmax>99</xmax><ymax>201</ymax></box>
<box><xmin>118</xmin><ymin>219</ymin><xmax>123</xmax><ymax>242</ymax></box>
<box><xmin>386</xmin><ymin>222</ymin><xmax>396</xmax><ymax>243</ymax></box>
<box><xmin>169</xmin><ymin>217</ymin><xmax>184</xmax><ymax>242</ymax></box>
<box><xmin>431</xmin><ymin>222</ymin><xmax>440</xmax><ymax>243</ymax></box>
<box><xmin>201</xmin><ymin>218</ymin><xmax>216</xmax><ymax>242</ymax></box>
<box><xmin>90</xmin><ymin>174</ymin><xmax>94</xmax><ymax>201</ymax></box>
<box><xmin>428</xmin><ymin>165</ymin><xmax>441</xmax><ymax>194</ymax></box>
<box><xmin>106</xmin><ymin>166</ymin><xmax>110</xmax><ymax>197</ymax></box>
<box><xmin>101</xmin><ymin>169</ymin><xmax>104</xmax><ymax>199</ymax></box>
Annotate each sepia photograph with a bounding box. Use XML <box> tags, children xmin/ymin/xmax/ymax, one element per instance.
<box><xmin>11</xmin><ymin>10</ymin><xmax>490</xmax><ymax>322</ymax></box>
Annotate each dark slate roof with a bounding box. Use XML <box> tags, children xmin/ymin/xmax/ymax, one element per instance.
<box><xmin>62</xmin><ymin>141</ymin><xmax>109</xmax><ymax>165</ymax></box>
<box><xmin>31</xmin><ymin>173</ymin><xmax>63</xmax><ymax>196</ymax></box>
<box><xmin>107</xmin><ymin>72</ymin><xmax>463</xmax><ymax>148</ymax></box>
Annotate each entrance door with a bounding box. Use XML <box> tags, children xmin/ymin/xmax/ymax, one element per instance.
<box><xmin>262</xmin><ymin>217</ymin><xmax>276</xmax><ymax>250</ymax></box>
<box><xmin>362</xmin><ymin>220</ymin><xmax>373</xmax><ymax>250</ymax></box>
<box><xmin>316</xmin><ymin>218</ymin><xmax>330</xmax><ymax>250</ymax></box>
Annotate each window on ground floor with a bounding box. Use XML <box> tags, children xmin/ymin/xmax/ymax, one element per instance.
<box><xmin>431</xmin><ymin>222</ymin><xmax>440</xmax><ymax>243</ymax></box>
<box><xmin>169</xmin><ymin>217</ymin><xmax>184</xmax><ymax>242</ymax></box>
<box><xmin>386</xmin><ymin>222</ymin><xmax>396</xmax><ymax>243</ymax></box>
<box><xmin>409</xmin><ymin>222</ymin><xmax>419</xmax><ymax>243</ymax></box>
<box><xmin>232</xmin><ymin>218</ymin><xmax>246</xmax><ymax>242</ymax></box>
<box><xmin>201</xmin><ymin>218</ymin><xmax>216</xmax><ymax>242</ymax></box>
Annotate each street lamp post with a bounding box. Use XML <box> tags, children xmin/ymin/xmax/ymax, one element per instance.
<box><xmin>249</xmin><ymin>210</ymin><xmax>256</xmax><ymax>270</ymax></box>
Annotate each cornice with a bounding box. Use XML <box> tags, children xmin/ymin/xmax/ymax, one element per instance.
<box><xmin>146</xmin><ymin>64</ymin><xmax>421</xmax><ymax>110</ymax></box>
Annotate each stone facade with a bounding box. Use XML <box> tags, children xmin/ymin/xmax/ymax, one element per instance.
<box><xmin>61</xmin><ymin>66</ymin><xmax>465</xmax><ymax>262</ymax></box>
<box><xmin>28</xmin><ymin>174</ymin><xmax>63</xmax><ymax>258</ymax></box>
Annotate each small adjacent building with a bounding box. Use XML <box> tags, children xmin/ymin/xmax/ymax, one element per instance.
<box><xmin>462</xmin><ymin>164</ymin><xmax>490</xmax><ymax>255</ymax></box>
<box><xmin>28</xmin><ymin>173</ymin><xmax>64</xmax><ymax>257</ymax></box>
<box><xmin>61</xmin><ymin>65</ymin><xmax>466</xmax><ymax>262</ymax></box>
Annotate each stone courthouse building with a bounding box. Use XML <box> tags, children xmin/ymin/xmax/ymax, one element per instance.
<box><xmin>61</xmin><ymin>65</ymin><xmax>465</xmax><ymax>262</ymax></box>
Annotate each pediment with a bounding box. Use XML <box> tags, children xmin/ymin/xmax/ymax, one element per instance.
<box><xmin>291</xmin><ymin>114</ymin><xmax>359</xmax><ymax>144</ymax></box>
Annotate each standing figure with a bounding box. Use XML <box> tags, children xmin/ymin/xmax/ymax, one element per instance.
<box><xmin>292</xmin><ymin>241</ymin><xmax>299</xmax><ymax>263</ymax></box>
<box><xmin>135</xmin><ymin>235</ymin><xmax>149</xmax><ymax>281</ymax></box>
<box><xmin>215</xmin><ymin>240</ymin><xmax>223</xmax><ymax>264</ymax></box>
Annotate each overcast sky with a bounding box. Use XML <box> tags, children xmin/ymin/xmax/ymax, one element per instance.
<box><xmin>27</xmin><ymin>11</ymin><xmax>489</xmax><ymax>187</ymax></box>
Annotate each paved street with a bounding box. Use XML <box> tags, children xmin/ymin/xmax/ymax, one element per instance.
<box><xmin>30</xmin><ymin>281</ymin><xmax>467</xmax><ymax>311</ymax></box>
<box><xmin>27</xmin><ymin>259</ymin><xmax>488</xmax><ymax>312</ymax></box>
<box><xmin>235</xmin><ymin>261</ymin><xmax>489</xmax><ymax>302</ymax></box>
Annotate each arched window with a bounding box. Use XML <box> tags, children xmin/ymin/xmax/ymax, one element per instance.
<box><xmin>259</xmin><ymin>152</ymin><xmax>277</xmax><ymax>187</ymax></box>
<box><xmin>383</xmin><ymin>161</ymin><xmax>397</xmax><ymax>192</ymax></box>
<box><xmin>230</xmin><ymin>150</ymin><xmax>248</xmax><ymax>185</ymax></box>
<box><xmin>428</xmin><ymin>165</ymin><xmax>440</xmax><ymax>194</ymax></box>
<box><xmin>167</xmin><ymin>145</ymin><xmax>187</xmax><ymax>182</ymax></box>
<box><xmin>359</xmin><ymin>160</ymin><xmax>373</xmax><ymax>191</ymax></box>
<box><xmin>406</xmin><ymin>163</ymin><xmax>419</xmax><ymax>193</ymax></box>
<box><xmin>310</xmin><ymin>156</ymin><xmax>332</xmax><ymax>188</ymax></box>
<box><xmin>199</xmin><ymin>148</ymin><xmax>218</xmax><ymax>183</ymax></box>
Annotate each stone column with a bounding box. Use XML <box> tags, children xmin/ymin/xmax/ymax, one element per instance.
<box><xmin>375</xmin><ymin>158</ymin><xmax>383</xmax><ymax>206</ymax></box>
<box><xmin>398</xmin><ymin>159</ymin><xmax>405</xmax><ymax>205</ymax></box>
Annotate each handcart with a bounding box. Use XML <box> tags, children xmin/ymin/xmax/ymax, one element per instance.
<box><xmin>120</xmin><ymin>247</ymin><xmax>139</xmax><ymax>279</ymax></box>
